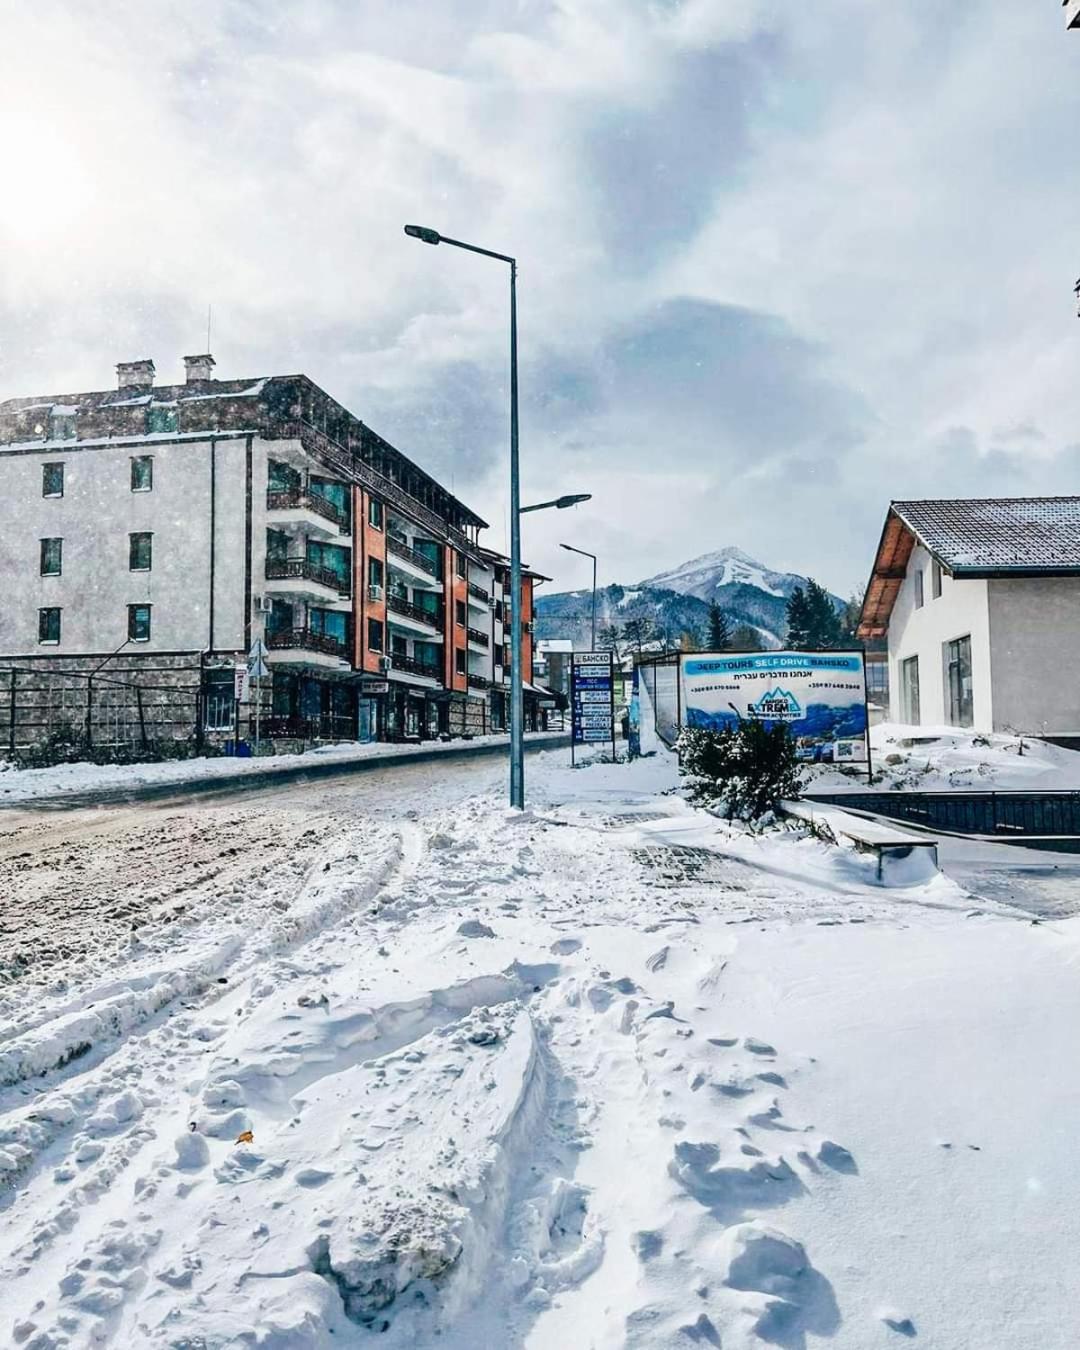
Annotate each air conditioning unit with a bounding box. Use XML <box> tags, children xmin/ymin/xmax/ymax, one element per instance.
<box><xmin>368</xmin><ymin>584</ymin><xmax>383</xmax><ymax>602</ymax></box>
<box><xmin>253</xmin><ymin>595</ymin><xmax>273</xmax><ymax>614</ymax></box>
<box><xmin>378</xmin><ymin>655</ymin><xmax>393</xmax><ymax>672</ymax></box>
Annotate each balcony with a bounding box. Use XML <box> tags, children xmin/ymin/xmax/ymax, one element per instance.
<box><xmin>388</xmin><ymin>652</ymin><xmax>442</xmax><ymax>682</ymax></box>
<box><xmin>265</xmin><ymin>557</ymin><xmax>350</xmax><ymax>603</ymax></box>
<box><xmin>266</xmin><ymin>488</ymin><xmax>349</xmax><ymax>537</ymax></box>
<box><xmin>467</xmin><ymin>672</ymin><xmax>492</xmax><ymax>690</ymax></box>
<box><xmin>386</xmin><ymin>592</ymin><xmax>443</xmax><ymax>637</ymax></box>
<box><xmin>466</xmin><ymin>626</ymin><xmax>489</xmax><ymax>649</ymax></box>
<box><xmin>467</xmin><ymin>581</ymin><xmax>490</xmax><ymax>606</ymax></box>
<box><xmin>266</xmin><ymin>627</ymin><xmax>350</xmax><ymax>670</ymax></box>
<box><xmin>387</xmin><ymin>533</ymin><xmax>441</xmax><ymax>583</ymax></box>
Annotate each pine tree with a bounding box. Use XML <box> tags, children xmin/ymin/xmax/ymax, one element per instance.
<box><xmin>621</xmin><ymin>617</ymin><xmax>656</xmax><ymax>655</ymax></box>
<box><xmin>597</xmin><ymin>623</ymin><xmax>623</xmax><ymax>661</ymax></box>
<box><xmin>730</xmin><ymin>623</ymin><xmax>764</xmax><ymax>651</ymax></box>
<box><xmin>785</xmin><ymin>586</ymin><xmax>811</xmax><ymax>647</ymax></box>
<box><xmin>787</xmin><ymin>579</ymin><xmax>843</xmax><ymax>649</ymax></box>
<box><xmin>707</xmin><ymin>602</ymin><xmax>732</xmax><ymax>651</ymax></box>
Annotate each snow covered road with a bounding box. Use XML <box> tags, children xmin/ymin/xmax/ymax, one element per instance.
<box><xmin>2</xmin><ymin>748</ymin><xmax>1079</xmax><ymax>1349</ymax></box>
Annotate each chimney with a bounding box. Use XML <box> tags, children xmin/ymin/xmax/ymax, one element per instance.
<box><xmin>116</xmin><ymin>358</ymin><xmax>155</xmax><ymax>390</ymax></box>
<box><xmin>183</xmin><ymin>353</ymin><xmax>216</xmax><ymax>384</ymax></box>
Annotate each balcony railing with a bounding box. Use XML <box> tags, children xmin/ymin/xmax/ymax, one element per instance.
<box><xmin>266</xmin><ymin>557</ymin><xmax>350</xmax><ymax>594</ymax></box>
<box><xmin>387</xmin><ymin>593</ymin><xmax>443</xmax><ymax>628</ymax></box>
<box><xmin>467</xmin><ymin>581</ymin><xmax>490</xmax><ymax>604</ymax></box>
<box><xmin>266</xmin><ymin>627</ymin><xmax>349</xmax><ymax>659</ymax></box>
<box><xmin>387</xmin><ymin>534</ymin><xmax>441</xmax><ymax>578</ymax></box>
<box><xmin>467</xmin><ymin>672</ymin><xmax>492</xmax><ymax>690</ymax></box>
<box><xmin>466</xmin><ymin>627</ymin><xmax>489</xmax><ymax>648</ymax></box>
<box><xmin>266</xmin><ymin>488</ymin><xmax>349</xmax><ymax>531</ymax></box>
<box><xmin>390</xmin><ymin>652</ymin><xmax>442</xmax><ymax>681</ymax></box>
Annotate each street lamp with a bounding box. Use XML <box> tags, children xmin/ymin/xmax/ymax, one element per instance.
<box><xmin>520</xmin><ymin>493</ymin><xmax>591</xmax><ymax>514</ymax></box>
<box><xmin>560</xmin><ymin>542</ymin><xmax>599</xmax><ymax>651</ymax></box>
<box><xmin>405</xmin><ymin>222</ymin><xmax>526</xmax><ymax>808</ymax></box>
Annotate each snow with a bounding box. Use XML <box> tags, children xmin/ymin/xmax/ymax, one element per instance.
<box><xmin>2</xmin><ymin>746</ymin><xmax>1079</xmax><ymax>1348</ymax></box>
<box><xmin>810</xmin><ymin>721</ymin><xmax>1080</xmax><ymax>792</ymax></box>
<box><xmin>641</xmin><ymin>546</ymin><xmax>792</xmax><ymax>600</ymax></box>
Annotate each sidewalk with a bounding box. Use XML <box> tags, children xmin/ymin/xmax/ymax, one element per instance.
<box><xmin>0</xmin><ymin>731</ymin><xmax>571</xmax><ymax>811</ymax></box>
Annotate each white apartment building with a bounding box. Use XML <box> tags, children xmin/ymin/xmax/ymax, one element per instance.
<box><xmin>859</xmin><ymin>497</ymin><xmax>1080</xmax><ymax>742</ymax></box>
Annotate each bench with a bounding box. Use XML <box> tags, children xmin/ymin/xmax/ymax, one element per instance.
<box><xmin>780</xmin><ymin>799</ymin><xmax>939</xmax><ymax>884</ymax></box>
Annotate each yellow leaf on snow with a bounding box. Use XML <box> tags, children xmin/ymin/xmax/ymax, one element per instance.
<box><xmin>235</xmin><ymin>1130</ymin><xmax>254</xmax><ymax>1144</ymax></box>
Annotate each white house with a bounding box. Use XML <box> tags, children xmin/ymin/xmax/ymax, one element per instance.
<box><xmin>859</xmin><ymin>497</ymin><xmax>1080</xmax><ymax>741</ymax></box>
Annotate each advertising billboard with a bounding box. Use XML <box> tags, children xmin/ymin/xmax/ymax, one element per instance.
<box><xmin>571</xmin><ymin>651</ymin><xmax>616</xmax><ymax>762</ymax></box>
<box><xmin>680</xmin><ymin>650</ymin><xmax>869</xmax><ymax>766</ymax></box>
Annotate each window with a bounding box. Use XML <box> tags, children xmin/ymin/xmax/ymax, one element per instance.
<box><xmin>391</xmin><ymin>633</ymin><xmax>407</xmax><ymax>657</ymax></box>
<box><xmin>900</xmin><ymin>655</ymin><xmax>920</xmax><ymax>725</ymax></box>
<box><xmin>40</xmin><ymin>537</ymin><xmax>62</xmax><ymax>576</ymax></box>
<box><xmin>131</xmin><ymin>456</ymin><xmax>154</xmax><ymax>491</ymax></box>
<box><xmin>147</xmin><ymin>406</ymin><xmax>177</xmax><ymax>435</ymax></box>
<box><xmin>49</xmin><ymin>412</ymin><xmax>75</xmax><ymax>441</ymax></box>
<box><xmin>455</xmin><ymin>599</ymin><xmax>466</xmax><ymax>626</ymax></box>
<box><xmin>38</xmin><ymin>607</ymin><xmax>61</xmax><ymax>643</ymax></box>
<box><xmin>931</xmin><ymin>560</ymin><xmax>943</xmax><ymax>600</ymax></box>
<box><xmin>494</xmin><ymin>599</ymin><xmax>503</xmax><ymax>621</ymax></box>
<box><xmin>368</xmin><ymin>497</ymin><xmax>383</xmax><ymax>529</ymax></box>
<box><xmin>455</xmin><ymin>647</ymin><xmax>466</xmax><ymax>675</ymax></box>
<box><xmin>368</xmin><ymin>557</ymin><xmax>383</xmax><ymax>590</ymax></box>
<box><xmin>129</xmin><ymin>531</ymin><xmax>152</xmax><ymax>571</ymax></box>
<box><xmin>42</xmin><ymin>463</ymin><xmax>64</xmax><ymax>497</ymax></box>
<box><xmin>128</xmin><ymin>604</ymin><xmax>152</xmax><ymax>641</ymax></box>
<box><xmin>367</xmin><ymin>618</ymin><xmax>384</xmax><ymax>653</ymax></box>
<box><xmin>945</xmin><ymin>635</ymin><xmax>974</xmax><ymax>728</ymax></box>
<box><xmin>913</xmin><ymin>567</ymin><xmax>924</xmax><ymax>609</ymax></box>
<box><xmin>455</xmin><ymin>552</ymin><xmax>466</xmax><ymax>579</ymax></box>
<box><xmin>204</xmin><ymin>670</ymin><xmax>234</xmax><ymax>731</ymax></box>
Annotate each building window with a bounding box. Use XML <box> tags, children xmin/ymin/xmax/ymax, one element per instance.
<box><xmin>931</xmin><ymin>560</ymin><xmax>942</xmax><ymax>599</ymax></box>
<box><xmin>131</xmin><ymin>456</ymin><xmax>154</xmax><ymax>491</ymax></box>
<box><xmin>147</xmin><ymin>406</ymin><xmax>177</xmax><ymax>435</ymax></box>
<box><xmin>455</xmin><ymin>599</ymin><xmax>466</xmax><ymax>626</ymax></box>
<box><xmin>494</xmin><ymin>599</ymin><xmax>503</xmax><ymax>621</ymax></box>
<box><xmin>368</xmin><ymin>557</ymin><xmax>383</xmax><ymax>590</ymax></box>
<box><xmin>204</xmin><ymin>670</ymin><xmax>235</xmax><ymax>731</ymax></box>
<box><xmin>42</xmin><ymin>463</ymin><xmax>64</xmax><ymax>498</ymax></box>
<box><xmin>38</xmin><ymin>607</ymin><xmax>61</xmax><ymax>644</ymax></box>
<box><xmin>456</xmin><ymin>552</ymin><xmax>466</xmax><ymax>579</ymax></box>
<box><xmin>913</xmin><ymin>567</ymin><xmax>924</xmax><ymax>609</ymax></box>
<box><xmin>49</xmin><ymin>412</ymin><xmax>75</xmax><ymax>441</ymax></box>
<box><xmin>128</xmin><ymin>604</ymin><xmax>152</xmax><ymax>642</ymax></box>
<box><xmin>900</xmin><ymin>655</ymin><xmax>920</xmax><ymax>725</ymax></box>
<box><xmin>40</xmin><ymin>537</ymin><xmax>62</xmax><ymax>576</ymax></box>
<box><xmin>455</xmin><ymin>647</ymin><xmax>466</xmax><ymax>675</ymax></box>
<box><xmin>368</xmin><ymin>618</ymin><xmax>384</xmax><ymax>653</ymax></box>
<box><xmin>368</xmin><ymin>497</ymin><xmax>383</xmax><ymax>529</ymax></box>
<box><xmin>129</xmin><ymin>531</ymin><xmax>153</xmax><ymax>571</ymax></box>
<box><xmin>945</xmin><ymin>635</ymin><xmax>973</xmax><ymax>728</ymax></box>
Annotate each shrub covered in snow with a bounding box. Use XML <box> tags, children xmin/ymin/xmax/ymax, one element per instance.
<box><xmin>677</xmin><ymin>721</ymin><xmax>800</xmax><ymax>819</ymax></box>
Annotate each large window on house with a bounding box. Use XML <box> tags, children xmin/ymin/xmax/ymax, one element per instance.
<box><xmin>306</xmin><ymin>539</ymin><xmax>350</xmax><ymax>589</ymax></box>
<box><xmin>914</xmin><ymin>568</ymin><xmax>924</xmax><ymax>609</ymax></box>
<box><xmin>204</xmin><ymin>669</ymin><xmax>235</xmax><ymax>731</ymax></box>
<box><xmin>455</xmin><ymin>647</ymin><xmax>466</xmax><ymax>675</ymax></box>
<box><xmin>49</xmin><ymin>411</ymin><xmax>75</xmax><ymax>441</ymax></box>
<box><xmin>455</xmin><ymin>551</ymin><xmax>466</xmax><ymax>579</ymax></box>
<box><xmin>900</xmin><ymin>655</ymin><xmax>920</xmax><ymax>725</ymax></box>
<box><xmin>455</xmin><ymin>599</ymin><xmax>466</xmax><ymax>626</ymax></box>
<box><xmin>309</xmin><ymin>607</ymin><xmax>347</xmax><ymax>644</ymax></box>
<box><xmin>147</xmin><ymin>406</ymin><xmax>176</xmax><ymax>435</ymax></box>
<box><xmin>945</xmin><ymin>635</ymin><xmax>973</xmax><ymax>728</ymax></box>
<box><xmin>129</xmin><ymin>531</ymin><xmax>153</xmax><ymax>571</ymax></box>
<box><xmin>40</xmin><ymin>537</ymin><xmax>62</xmax><ymax>576</ymax></box>
<box><xmin>368</xmin><ymin>497</ymin><xmax>383</xmax><ymax>529</ymax></box>
<box><xmin>367</xmin><ymin>618</ymin><xmax>384</xmax><ymax>652</ymax></box>
<box><xmin>368</xmin><ymin>557</ymin><xmax>383</xmax><ymax>590</ymax></box>
<box><xmin>131</xmin><ymin>455</ymin><xmax>154</xmax><ymax>490</ymax></box>
<box><xmin>268</xmin><ymin>459</ymin><xmax>301</xmax><ymax>493</ymax></box>
<box><xmin>128</xmin><ymin>604</ymin><xmax>152</xmax><ymax>641</ymax></box>
<box><xmin>42</xmin><ymin>463</ymin><xmax>64</xmax><ymax>497</ymax></box>
<box><xmin>38</xmin><ymin>607</ymin><xmax>61</xmax><ymax>643</ymax></box>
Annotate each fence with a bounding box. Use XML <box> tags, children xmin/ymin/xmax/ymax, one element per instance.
<box><xmin>1</xmin><ymin>666</ymin><xmax>202</xmax><ymax>758</ymax></box>
<box><xmin>804</xmin><ymin>788</ymin><xmax>1080</xmax><ymax>838</ymax></box>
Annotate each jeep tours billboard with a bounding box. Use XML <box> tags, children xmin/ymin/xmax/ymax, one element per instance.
<box><xmin>680</xmin><ymin>650</ymin><xmax>869</xmax><ymax>765</ymax></box>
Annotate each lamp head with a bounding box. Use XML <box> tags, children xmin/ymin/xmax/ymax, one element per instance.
<box><xmin>404</xmin><ymin>224</ymin><xmax>441</xmax><ymax>245</ymax></box>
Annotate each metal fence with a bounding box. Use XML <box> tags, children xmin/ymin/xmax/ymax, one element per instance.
<box><xmin>804</xmin><ymin>789</ymin><xmax>1080</xmax><ymax>838</ymax></box>
<box><xmin>1</xmin><ymin>666</ymin><xmax>200</xmax><ymax>756</ymax></box>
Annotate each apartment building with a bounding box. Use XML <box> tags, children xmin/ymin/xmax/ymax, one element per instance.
<box><xmin>0</xmin><ymin>356</ymin><xmax>543</xmax><ymax>749</ymax></box>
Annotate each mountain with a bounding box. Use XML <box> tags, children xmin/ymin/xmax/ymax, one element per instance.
<box><xmin>534</xmin><ymin>546</ymin><xmax>843</xmax><ymax>650</ymax></box>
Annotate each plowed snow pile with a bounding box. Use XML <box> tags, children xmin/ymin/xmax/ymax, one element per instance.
<box><xmin>2</xmin><ymin>748</ymin><xmax>1079</xmax><ymax>1349</ymax></box>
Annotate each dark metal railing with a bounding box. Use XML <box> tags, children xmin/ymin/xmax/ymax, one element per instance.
<box><xmin>387</xmin><ymin>534</ymin><xmax>441</xmax><ymax>578</ymax></box>
<box><xmin>266</xmin><ymin>488</ymin><xmax>349</xmax><ymax>530</ymax></box>
<box><xmin>390</xmin><ymin>652</ymin><xmax>442</xmax><ymax>680</ymax></box>
<box><xmin>467</xmin><ymin>581</ymin><xmax>490</xmax><ymax>603</ymax></box>
<box><xmin>266</xmin><ymin>627</ymin><xmax>349</xmax><ymax>659</ymax></box>
<box><xmin>387</xmin><ymin>593</ymin><xmax>443</xmax><ymax>627</ymax></box>
<box><xmin>265</xmin><ymin>557</ymin><xmax>350</xmax><ymax>594</ymax></box>
<box><xmin>804</xmin><ymin>789</ymin><xmax>1080</xmax><ymax>839</ymax></box>
<box><xmin>467</xmin><ymin>672</ymin><xmax>492</xmax><ymax>690</ymax></box>
<box><xmin>467</xmin><ymin>627</ymin><xmax>489</xmax><ymax>648</ymax></box>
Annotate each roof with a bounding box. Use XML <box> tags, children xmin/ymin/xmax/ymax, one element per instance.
<box><xmin>858</xmin><ymin>496</ymin><xmax>1080</xmax><ymax>639</ymax></box>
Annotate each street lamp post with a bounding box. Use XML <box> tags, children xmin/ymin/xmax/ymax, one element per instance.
<box><xmin>560</xmin><ymin>542</ymin><xmax>599</xmax><ymax>650</ymax></box>
<box><xmin>406</xmin><ymin>225</ymin><xmax>578</xmax><ymax>809</ymax></box>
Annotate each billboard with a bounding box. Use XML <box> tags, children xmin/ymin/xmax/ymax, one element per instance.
<box><xmin>680</xmin><ymin>650</ymin><xmax>869</xmax><ymax>765</ymax></box>
<box><xmin>571</xmin><ymin>651</ymin><xmax>616</xmax><ymax>761</ymax></box>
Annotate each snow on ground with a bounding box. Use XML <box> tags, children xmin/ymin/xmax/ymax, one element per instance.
<box><xmin>0</xmin><ymin>731</ymin><xmax>565</xmax><ymax>807</ymax></box>
<box><xmin>809</xmin><ymin>720</ymin><xmax>1080</xmax><ymax>793</ymax></box>
<box><xmin>2</xmin><ymin>747</ymin><xmax>1079</xmax><ymax>1348</ymax></box>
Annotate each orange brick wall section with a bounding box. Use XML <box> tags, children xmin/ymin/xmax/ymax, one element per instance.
<box><xmin>445</xmin><ymin>545</ymin><xmax>469</xmax><ymax>692</ymax></box>
<box><xmin>356</xmin><ymin>488</ymin><xmax>388</xmax><ymax>673</ymax></box>
<box><xmin>520</xmin><ymin>575</ymin><xmax>535</xmax><ymax>678</ymax></box>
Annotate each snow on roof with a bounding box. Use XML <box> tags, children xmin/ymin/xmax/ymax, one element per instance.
<box><xmin>892</xmin><ymin>497</ymin><xmax>1080</xmax><ymax>574</ymax></box>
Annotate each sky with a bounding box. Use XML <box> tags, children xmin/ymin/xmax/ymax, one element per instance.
<box><xmin>2</xmin><ymin>0</ymin><xmax>1080</xmax><ymax>598</ymax></box>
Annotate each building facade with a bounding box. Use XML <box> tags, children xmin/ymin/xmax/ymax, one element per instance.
<box><xmin>859</xmin><ymin>497</ymin><xmax>1080</xmax><ymax>740</ymax></box>
<box><xmin>0</xmin><ymin>357</ymin><xmax>542</xmax><ymax>751</ymax></box>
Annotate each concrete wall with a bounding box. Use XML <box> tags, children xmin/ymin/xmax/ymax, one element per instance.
<box><xmin>988</xmin><ymin>577</ymin><xmax>1080</xmax><ymax>735</ymax></box>
<box><xmin>887</xmin><ymin>543</ymin><xmax>993</xmax><ymax>730</ymax></box>
<box><xmin>0</xmin><ymin>437</ymin><xmax>249</xmax><ymax>658</ymax></box>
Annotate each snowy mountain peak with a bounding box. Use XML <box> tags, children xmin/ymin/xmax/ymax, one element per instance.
<box><xmin>639</xmin><ymin>546</ymin><xmax>806</xmax><ymax>602</ymax></box>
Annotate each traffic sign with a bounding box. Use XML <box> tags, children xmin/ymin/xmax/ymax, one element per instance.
<box><xmin>247</xmin><ymin>638</ymin><xmax>270</xmax><ymax>679</ymax></box>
